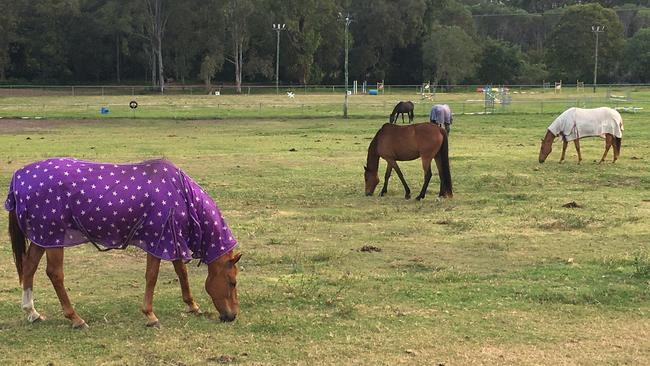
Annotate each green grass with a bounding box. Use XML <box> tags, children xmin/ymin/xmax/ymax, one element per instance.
<box><xmin>0</xmin><ymin>95</ymin><xmax>648</xmax><ymax>365</ymax></box>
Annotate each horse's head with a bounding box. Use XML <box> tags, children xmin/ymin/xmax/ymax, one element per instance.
<box><xmin>538</xmin><ymin>130</ymin><xmax>554</xmax><ymax>163</ymax></box>
<box><xmin>205</xmin><ymin>250</ymin><xmax>242</xmax><ymax>322</ymax></box>
<box><xmin>389</xmin><ymin>114</ymin><xmax>395</xmax><ymax>123</ymax></box>
<box><xmin>364</xmin><ymin>166</ymin><xmax>379</xmax><ymax>196</ymax></box>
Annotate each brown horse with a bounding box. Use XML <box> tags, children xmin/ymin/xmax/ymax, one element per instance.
<box><xmin>7</xmin><ymin>158</ymin><xmax>242</xmax><ymax>329</ymax></box>
<box><xmin>364</xmin><ymin>123</ymin><xmax>452</xmax><ymax>200</ymax></box>
<box><xmin>539</xmin><ymin>107</ymin><xmax>623</xmax><ymax>164</ymax></box>
<box><xmin>389</xmin><ymin>101</ymin><xmax>414</xmax><ymax>124</ymax></box>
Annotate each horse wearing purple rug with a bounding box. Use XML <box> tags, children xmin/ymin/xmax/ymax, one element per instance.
<box><xmin>6</xmin><ymin>158</ymin><xmax>242</xmax><ymax>328</ymax></box>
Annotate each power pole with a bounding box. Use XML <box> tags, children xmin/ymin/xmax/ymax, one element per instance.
<box><xmin>592</xmin><ymin>25</ymin><xmax>605</xmax><ymax>93</ymax></box>
<box><xmin>341</xmin><ymin>13</ymin><xmax>352</xmax><ymax>119</ymax></box>
<box><xmin>272</xmin><ymin>24</ymin><xmax>286</xmax><ymax>95</ymax></box>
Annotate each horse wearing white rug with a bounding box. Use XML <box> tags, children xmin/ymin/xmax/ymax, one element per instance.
<box><xmin>539</xmin><ymin>107</ymin><xmax>623</xmax><ymax>164</ymax></box>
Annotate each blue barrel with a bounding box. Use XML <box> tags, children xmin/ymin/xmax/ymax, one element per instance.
<box><xmin>368</xmin><ymin>89</ymin><xmax>378</xmax><ymax>95</ymax></box>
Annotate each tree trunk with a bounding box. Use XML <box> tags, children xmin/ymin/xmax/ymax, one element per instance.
<box><xmin>116</xmin><ymin>34</ymin><xmax>121</xmax><ymax>83</ymax></box>
<box><xmin>234</xmin><ymin>39</ymin><xmax>242</xmax><ymax>93</ymax></box>
<box><xmin>157</xmin><ymin>33</ymin><xmax>164</xmax><ymax>93</ymax></box>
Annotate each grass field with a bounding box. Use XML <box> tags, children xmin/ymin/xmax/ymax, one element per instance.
<box><xmin>0</xmin><ymin>95</ymin><xmax>649</xmax><ymax>365</ymax></box>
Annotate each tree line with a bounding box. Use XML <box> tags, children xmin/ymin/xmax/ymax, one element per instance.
<box><xmin>1</xmin><ymin>0</ymin><xmax>650</xmax><ymax>90</ymax></box>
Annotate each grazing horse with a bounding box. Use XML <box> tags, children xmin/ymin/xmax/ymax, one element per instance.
<box><xmin>389</xmin><ymin>101</ymin><xmax>415</xmax><ymax>124</ymax></box>
<box><xmin>539</xmin><ymin>107</ymin><xmax>623</xmax><ymax>164</ymax></box>
<box><xmin>6</xmin><ymin>158</ymin><xmax>242</xmax><ymax>329</ymax></box>
<box><xmin>364</xmin><ymin>123</ymin><xmax>452</xmax><ymax>200</ymax></box>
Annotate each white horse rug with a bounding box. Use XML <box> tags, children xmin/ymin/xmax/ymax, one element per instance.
<box><xmin>548</xmin><ymin>107</ymin><xmax>623</xmax><ymax>142</ymax></box>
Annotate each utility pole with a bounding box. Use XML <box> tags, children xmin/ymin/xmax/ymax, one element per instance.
<box><xmin>591</xmin><ymin>25</ymin><xmax>605</xmax><ymax>93</ymax></box>
<box><xmin>341</xmin><ymin>13</ymin><xmax>353</xmax><ymax>119</ymax></box>
<box><xmin>272</xmin><ymin>23</ymin><xmax>286</xmax><ymax>95</ymax></box>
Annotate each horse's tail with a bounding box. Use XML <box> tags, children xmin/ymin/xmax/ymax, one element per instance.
<box><xmin>436</xmin><ymin>129</ymin><xmax>453</xmax><ymax>198</ymax></box>
<box><xmin>9</xmin><ymin>209</ymin><xmax>26</xmax><ymax>284</ymax></box>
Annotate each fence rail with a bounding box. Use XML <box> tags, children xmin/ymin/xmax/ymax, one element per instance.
<box><xmin>2</xmin><ymin>83</ymin><xmax>650</xmax><ymax>97</ymax></box>
<box><xmin>0</xmin><ymin>98</ymin><xmax>646</xmax><ymax>120</ymax></box>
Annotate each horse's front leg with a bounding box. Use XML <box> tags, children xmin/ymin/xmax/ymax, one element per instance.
<box><xmin>45</xmin><ymin>248</ymin><xmax>87</xmax><ymax>329</ymax></box>
<box><xmin>600</xmin><ymin>135</ymin><xmax>612</xmax><ymax>164</ymax></box>
<box><xmin>380</xmin><ymin>164</ymin><xmax>393</xmax><ymax>196</ymax></box>
<box><xmin>574</xmin><ymin>139</ymin><xmax>582</xmax><ymax>164</ymax></box>
<box><xmin>392</xmin><ymin>162</ymin><xmax>411</xmax><ymax>199</ymax></box>
<box><xmin>22</xmin><ymin>243</ymin><xmax>46</xmax><ymax>323</ymax></box>
<box><xmin>559</xmin><ymin>141</ymin><xmax>568</xmax><ymax>163</ymax></box>
<box><xmin>415</xmin><ymin>157</ymin><xmax>433</xmax><ymax>201</ymax></box>
<box><xmin>172</xmin><ymin>260</ymin><xmax>202</xmax><ymax>314</ymax></box>
<box><xmin>142</xmin><ymin>254</ymin><xmax>161</xmax><ymax>327</ymax></box>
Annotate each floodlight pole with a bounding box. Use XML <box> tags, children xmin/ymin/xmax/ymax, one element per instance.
<box><xmin>273</xmin><ymin>23</ymin><xmax>286</xmax><ymax>95</ymax></box>
<box><xmin>592</xmin><ymin>25</ymin><xmax>605</xmax><ymax>93</ymax></box>
<box><xmin>342</xmin><ymin>13</ymin><xmax>352</xmax><ymax>119</ymax></box>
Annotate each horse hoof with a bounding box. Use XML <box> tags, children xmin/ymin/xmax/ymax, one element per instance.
<box><xmin>28</xmin><ymin>314</ymin><xmax>46</xmax><ymax>323</ymax></box>
<box><xmin>415</xmin><ymin>196</ymin><xmax>423</xmax><ymax>201</ymax></box>
<box><xmin>188</xmin><ymin>307</ymin><xmax>203</xmax><ymax>315</ymax></box>
<box><xmin>146</xmin><ymin>320</ymin><xmax>161</xmax><ymax>329</ymax></box>
<box><xmin>73</xmin><ymin>321</ymin><xmax>89</xmax><ymax>330</ymax></box>
<box><xmin>380</xmin><ymin>192</ymin><xmax>386</xmax><ymax>197</ymax></box>
<box><xmin>405</xmin><ymin>195</ymin><xmax>411</xmax><ymax>200</ymax></box>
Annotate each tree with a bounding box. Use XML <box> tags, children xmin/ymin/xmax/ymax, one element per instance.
<box><xmin>624</xmin><ymin>28</ymin><xmax>650</xmax><ymax>82</ymax></box>
<box><xmin>223</xmin><ymin>0</ymin><xmax>254</xmax><ymax>93</ymax></box>
<box><xmin>143</xmin><ymin>0</ymin><xmax>169</xmax><ymax>92</ymax></box>
<box><xmin>278</xmin><ymin>0</ymin><xmax>341</xmax><ymax>85</ymax></box>
<box><xmin>0</xmin><ymin>0</ymin><xmax>21</xmax><ymax>80</ymax></box>
<box><xmin>545</xmin><ymin>4</ymin><xmax>625</xmax><ymax>83</ymax></box>
<box><xmin>348</xmin><ymin>0</ymin><xmax>427</xmax><ymax>82</ymax></box>
<box><xmin>476</xmin><ymin>38</ymin><xmax>523</xmax><ymax>84</ymax></box>
<box><xmin>422</xmin><ymin>25</ymin><xmax>479</xmax><ymax>85</ymax></box>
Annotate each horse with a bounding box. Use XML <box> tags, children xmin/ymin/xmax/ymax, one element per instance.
<box><xmin>364</xmin><ymin>123</ymin><xmax>453</xmax><ymax>200</ymax></box>
<box><xmin>539</xmin><ymin>107</ymin><xmax>623</xmax><ymax>164</ymax></box>
<box><xmin>429</xmin><ymin>104</ymin><xmax>453</xmax><ymax>133</ymax></box>
<box><xmin>6</xmin><ymin>158</ymin><xmax>242</xmax><ymax>329</ymax></box>
<box><xmin>389</xmin><ymin>101</ymin><xmax>414</xmax><ymax>124</ymax></box>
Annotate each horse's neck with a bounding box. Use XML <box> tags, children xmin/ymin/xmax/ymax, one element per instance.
<box><xmin>544</xmin><ymin>130</ymin><xmax>555</xmax><ymax>145</ymax></box>
<box><xmin>366</xmin><ymin>135</ymin><xmax>380</xmax><ymax>171</ymax></box>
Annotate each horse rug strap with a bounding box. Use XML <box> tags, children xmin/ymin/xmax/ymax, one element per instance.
<box><xmin>4</xmin><ymin>158</ymin><xmax>237</xmax><ymax>264</ymax></box>
<box><xmin>548</xmin><ymin>107</ymin><xmax>622</xmax><ymax>142</ymax></box>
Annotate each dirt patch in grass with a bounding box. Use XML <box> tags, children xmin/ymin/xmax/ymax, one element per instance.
<box><xmin>0</xmin><ymin>118</ymin><xmax>98</xmax><ymax>134</ymax></box>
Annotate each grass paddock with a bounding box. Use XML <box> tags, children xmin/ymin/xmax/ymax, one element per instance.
<box><xmin>0</xmin><ymin>100</ymin><xmax>648</xmax><ymax>364</ymax></box>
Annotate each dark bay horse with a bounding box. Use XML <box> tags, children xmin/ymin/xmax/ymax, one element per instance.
<box><xmin>6</xmin><ymin>158</ymin><xmax>242</xmax><ymax>328</ymax></box>
<box><xmin>389</xmin><ymin>101</ymin><xmax>414</xmax><ymax>124</ymax></box>
<box><xmin>539</xmin><ymin>107</ymin><xmax>623</xmax><ymax>164</ymax></box>
<box><xmin>364</xmin><ymin>123</ymin><xmax>452</xmax><ymax>200</ymax></box>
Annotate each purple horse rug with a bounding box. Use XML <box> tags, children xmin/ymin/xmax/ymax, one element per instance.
<box><xmin>5</xmin><ymin>158</ymin><xmax>237</xmax><ymax>264</ymax></box>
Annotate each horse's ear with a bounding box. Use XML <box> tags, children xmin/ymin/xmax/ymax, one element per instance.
<box><xmin>231</xmin><ymin>253</ymin><xmax>242</xmax><ymax>266</ymax></box>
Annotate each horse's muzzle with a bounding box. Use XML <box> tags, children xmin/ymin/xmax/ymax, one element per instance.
<box><xmin>220</xmin><ymin>313</ymin><xmax>237</xmax><ymax>322</ymax></box>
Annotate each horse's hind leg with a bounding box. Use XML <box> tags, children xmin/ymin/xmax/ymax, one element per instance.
<box><xmin>142</xmin><ymin>254</ymin><xmax>161</xmax><ymax>327</ymax></box>
<box><xmin>45</xmin><ymin>248</ymin><xmax>87</xmax><ymax>329</ymax></box>
<box><xmin>600</xmin><ymin>135</ymin><xmax>612</xmax><ymax>164</ymax></box>
<box><xmin>574</xmin><ymin>139</ymin><xmax>582</xmax><ymax>164</ymax></box>
<box><xmin>391</xmin><ymin>161</ymin><xmax>411</xmax><ymax>199</ymax></box>
<box><xmin>173</xmin><ymin>260</ymin><xmax>202</xmax><ymax>314</ymax></box>
<box><xmin>415</xmin><ymin>157</ymin><xmax>434</xmax><ymax>201</ymax></box>
<box><xmin>380</xmin><ymin>164</ymin><xmax>393</xmax><ymax>196</ymax></box>
<box><xmin>22</xmin><ymin>243</ymin><xmax>45</xmax><ymax>323</ymax></box>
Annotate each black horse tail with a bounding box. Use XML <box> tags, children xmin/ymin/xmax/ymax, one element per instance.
<box><xmin>9</xmin><ymin>210</ymin><xmax>26</xmax><ymax>284</ymax></box>
<box><xmin>614</xmin><ymin>136</ymin><xmax>622</xmax><ymax>156</ymax></box>
<box><xmin>436</xmin><ymin>130</ymin><xmax>453</xmax><ymax>198</ymax></box>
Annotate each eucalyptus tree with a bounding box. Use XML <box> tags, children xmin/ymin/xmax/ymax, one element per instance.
<box><xmin>545</xmin><ymin>4</ymin><xmax>625</xmax><ymax>82</ymax></box>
